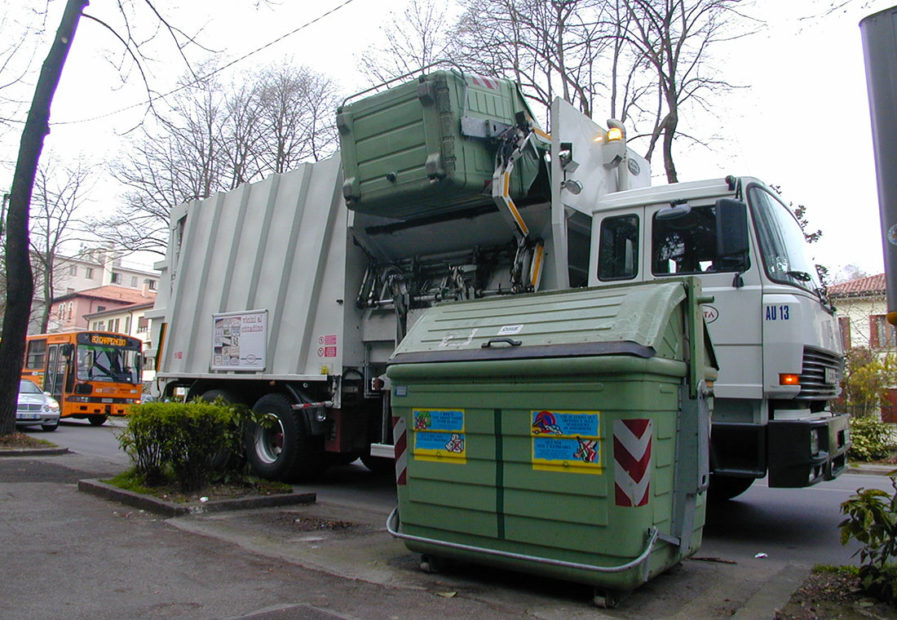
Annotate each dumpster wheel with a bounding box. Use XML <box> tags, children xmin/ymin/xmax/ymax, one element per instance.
<box><xmin>593</xmin><ymin>589</ymin><xmax>624</xmax><ymax>609</ymax></box>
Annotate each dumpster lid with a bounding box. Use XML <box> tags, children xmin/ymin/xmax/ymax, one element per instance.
<box><xmin>390</xmin><ymin>281</ymin><xmax>689</xmax><ymax>365</ymax></box>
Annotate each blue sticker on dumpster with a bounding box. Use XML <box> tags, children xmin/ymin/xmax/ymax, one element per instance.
<box><xmin>531</xmin><ymin>410</ymin><xmax>602</xmax><ymax>474</ymax></box>
<box><xmin>413</xmin><ymin>409</ymin><xmax>466</xmax><ymax>463</ymax></box>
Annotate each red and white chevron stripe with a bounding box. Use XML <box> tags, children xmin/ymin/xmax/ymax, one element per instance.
<box><xmin>613</xmin><ymin>419</ymin><xmax>653</xmax><ymax>507</ymax></box>
<box><xmin>393</xmin><ymin>416</ymin><xmax>407</xmax><ymax>486</ymax></box>
<box><xmin>471</xmin><ymin>75</ymin><xmax>499</xmax><ymax>89</ymax></box>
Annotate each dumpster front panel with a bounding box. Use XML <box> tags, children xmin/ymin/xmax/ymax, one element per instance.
<box><xmin>388</xmin><ymin>278</ymin><xmax>711</xmax><ymax>593</ymax></box>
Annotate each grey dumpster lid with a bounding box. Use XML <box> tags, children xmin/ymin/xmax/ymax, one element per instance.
<box><xmin>389</xmin><ymin>281</ymin><xmax>689</xmax><ymax>365</ymax></box>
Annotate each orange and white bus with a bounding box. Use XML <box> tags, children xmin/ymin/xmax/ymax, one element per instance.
<box><xmin>22</xmin><ymin>331</ymin><xmax>143</xmax><ymax>426</ymax></box>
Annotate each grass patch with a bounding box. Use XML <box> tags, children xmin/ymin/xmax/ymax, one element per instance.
<box><xmin>0</xmin><ymin>432</ymin><xmax>57</xmax><ymax>450</ymax></box>
<box><xmin>102</xmin><ymin>467</ymin><xmax>292</xmax><ymax>504</ymax></box>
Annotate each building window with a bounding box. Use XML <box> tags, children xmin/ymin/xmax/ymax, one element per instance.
<box><xmin>148</xmin><ymin>280</ymin><xmax>157</xmax><ymax>291</ymax></box>
<box><xmin>85</xmin><ymin>267</ymin><xmax>94</xmax><ymax>279</ymax></box>
<box><xmin>131</xmin><ymin>276</ymin><xmax>138</xmax><ymax>287</ymax></box>
<box><xmin>111</xmin><ymin>272</ymin><xmax>120</xmax><ymax>284</ymax></box>
<box><xmin>69</xmin><ymin>264</ymin><xmax>77</xmax><ymax>276</ymax></box>
<box><xmin>111</xmin><ymin>318</ymin><xmax>120</xmax><ymax>332</ymax></box>
<box><xmin>96</xmin><ymin>305</ymin><xmax>105</xmax><ymax>313</ymax></box>
<box><xmin>137</xmin><ymin>316</ymin><xmax>149</xmax><ymax>333</ymax></box>
<box><xmin>870</xmin><ymin>314</ymin><xmax>897</xmax><ymax>349</ymax></box>
<box><xmin>838</xmin><ymin>316</ymin><xmax>851</xmax><ymax>351</ymax></box>
<box><xmin>96</xmin><ymin>321</ymin><xmax>106</xmax><ymax>331</ymax></box>
<box><xmin>67</xmin><ymin>302</ymin><xmax>73</xmax><ymax>320</ymax></box>
<box><xmin>124</xmin><ymin>316</ymin><xmax>131</xmax><ymax>334</ymax></box>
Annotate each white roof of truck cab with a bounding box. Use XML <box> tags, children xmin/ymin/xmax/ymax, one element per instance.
<box><xmin>593</xmin><ymin>176</ymin><xmax>762</xmax><ymax>213</ymax></box>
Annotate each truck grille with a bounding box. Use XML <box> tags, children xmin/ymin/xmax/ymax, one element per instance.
<box><xmin>797</xmin><ymin>347</ymin><xmax>842</xmax><ymax>400</ymax></box>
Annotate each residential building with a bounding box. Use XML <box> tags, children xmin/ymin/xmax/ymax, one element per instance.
<box><xmin>47</xmin><ymin>285</ymin><xmax>156</xmax><ymax>333</ymax></box>
<box><xmin>829</xmin><ymin>273</ymin><xmax>893</xmax><ymax>353</ymax></box>
<box><xmin>30</xmin><ymin>247</ymin><xmax>159</xmax><ymax>334</ymax></box>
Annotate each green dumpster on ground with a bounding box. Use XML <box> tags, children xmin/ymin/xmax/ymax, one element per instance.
<box><xmin>385</xmin><ymin>278</ymin><xmax>717</xmax><ymax>601</ymax></box>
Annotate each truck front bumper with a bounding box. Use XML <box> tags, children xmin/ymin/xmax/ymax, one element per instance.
<box><xmin>767</xmin><ymin>412</ymin><xmax>850</xmax><ymax>487</ymax></box>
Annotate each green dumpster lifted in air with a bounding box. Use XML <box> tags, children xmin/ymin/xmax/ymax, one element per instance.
<box><xmin>386</xmin><ymin>277</ymin><xmax>717</xmax><ymax>606</ymax></box>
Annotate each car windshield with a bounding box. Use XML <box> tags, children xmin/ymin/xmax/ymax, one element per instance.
<box><xmin>19</xmin><ymin>380</ymin><xmax>42</xmax><ymax>394</ymax></box>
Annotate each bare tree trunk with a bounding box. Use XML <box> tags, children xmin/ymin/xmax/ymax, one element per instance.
<box><xmin>0</xmin><ymin>0</ymin><xmax>87</xmax><ymax>436</ymax></box>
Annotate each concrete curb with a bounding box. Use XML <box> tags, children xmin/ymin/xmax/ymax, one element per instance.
<box><xmin>848</xmin><ymin>464</ymin><xmax>897</xmax><ymax>476</ymax></box>
<box><xmin>0</xmin><ymin>447</ymin><xmax>69</xmax><ymax>457</ymax></box>
<box><xmin>730</xmin><ymin>564</ymin><xmax>808</xmax><ymax>619</ymax></box>
<box><xmin>78</xmin><ymin>478</ymin><xmax>316</xmax><ymax>517</ymax></box>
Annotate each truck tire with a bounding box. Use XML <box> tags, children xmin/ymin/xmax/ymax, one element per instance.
<box><xmin>199</xmin><ymin>388</ymin><xmax>239</xmax><ymax>405</ymax></box>
<box><xmin>200</xmin><ymin>389</ymin><xmax>243</xmax><ymax>471</ymax></box>
<box><xmin>708</xmin><ymin>475</ymin><xmax>755</xmax><ymax>501</ymax></box>
<box><xmin>247</xmin><ymin>393</ymin><xmax>324</xmax><ymax>482</ymax></box>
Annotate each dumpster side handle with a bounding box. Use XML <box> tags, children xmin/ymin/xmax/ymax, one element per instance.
<box><xmin>386</xmin><ymin>507</ymin><xmax>660</xmax><ymax>577</ymax></box>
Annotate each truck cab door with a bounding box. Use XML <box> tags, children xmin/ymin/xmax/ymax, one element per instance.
<box><xmin>645</xmin><ymin>200</ymin><xmax>765</xmax><ymax>421</ymax></box>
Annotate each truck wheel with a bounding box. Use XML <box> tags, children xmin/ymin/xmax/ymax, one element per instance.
<box><xmin>200</xmin><ymin>389</ymin><xmax>243</xmax><ymax>470</ymax></box>
<box><xmin>247</xmin><ymin>393</ymin><xmax>323</xmax><ymax>482</ymax></box>
<box><xmin>88</xmin><ymin>415</ymin><xmax>107</xmax><ymax>426</ymax></box>
<box><xmin>199</xmin><ymin>388</ymin><xmax>239</xmax><ymax>405</ymax></box>
<box><xmin>708</xmin><ymin>475</ymin><xmax>755</xmax><ymax>501</ymax></box>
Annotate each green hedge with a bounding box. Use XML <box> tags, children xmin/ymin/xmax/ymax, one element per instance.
<box><xmin>848</xmin><ymin>416</ymin><xmax>896</xmax><ymax>462</ymax></box>
<box><xmin>118</xmin><ymin>400</ymin><xmax>248</xmax><ymax>492</ymax></box>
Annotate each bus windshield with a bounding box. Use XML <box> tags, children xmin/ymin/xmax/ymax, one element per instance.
<box><xmin>748</xmin><ymin>187</ymin><xmax>821</xmax><ymax>292</ymax></box>
<box><xmin>77</xmin><ymin>344</ymin><xmax>141</xmax><ymax>384</ymax></box>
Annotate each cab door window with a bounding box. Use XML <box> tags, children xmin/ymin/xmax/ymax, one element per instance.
<box><xmin>651</xmin><ymin>205</ymin><xmax>747</xmax><ymax>275</ymax></box>
<box><xmin>597</xmin><ymin>214</ymin><xmax>639</xmax><ymax>281</ymax></box>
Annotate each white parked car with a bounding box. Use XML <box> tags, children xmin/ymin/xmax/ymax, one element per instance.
<box><xmin>16</xmin><ymin>379</ymin><xmax>60</xmax><ymax>432</ymax></box>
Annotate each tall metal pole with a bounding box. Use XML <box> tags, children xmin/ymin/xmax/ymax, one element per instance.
<box><xmin>860</xmin><ymin>6</ymin><xmax>897</xmax><ymax>326</ymax></box>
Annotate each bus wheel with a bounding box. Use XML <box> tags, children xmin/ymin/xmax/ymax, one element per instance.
<box><xmin>708</xmin><ymin>475</ymin><xmax>755</xmax><ymax>501</ymax></box>
<box><xmin>246</xmin><ymin>394</ymin><xmax>323</xmax><ymax>482</ymax></box>
<box><xmin>88</xmin><ymin>415</ymin><xmax>107</xmax><ymax>426</ymax></box>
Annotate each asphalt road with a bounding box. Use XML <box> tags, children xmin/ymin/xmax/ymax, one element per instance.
<box><xmin>33</xmin><ymin>419</ymin><xmax>893</xmax><ymax>569</ymax></box>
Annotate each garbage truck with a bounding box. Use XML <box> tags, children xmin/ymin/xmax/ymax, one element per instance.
<box><xmin>146</xmin><ymin>71</ymin><xmax>650</xmax><ymax>480</ymax></box>
<box><xmin>147</xmin><ymin>69</ymin><xmax>848</xmax><ymax>496</ymax></box>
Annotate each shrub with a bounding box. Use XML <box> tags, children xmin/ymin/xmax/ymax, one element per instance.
<box><xmin>840</xmin><ymin>473</ymin><xmax>897</xmax><ymax>604</ymax></box>
<box><xmin>848</xmin><ymin>416</ymin><xmax>896</xmax><ymax>462</ymax></box>
<box><xmin>118</xmin><ymin>400</ymin><xmax>248</xmax><ymax>492</ymax></box>
<box><xmin>839</xmin><ymin>348</ymin><xmax>897</xmax><ymax>417</ymax></box>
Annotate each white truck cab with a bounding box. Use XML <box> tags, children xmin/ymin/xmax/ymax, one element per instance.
<box><xmin>587</xmin><ymin>175</ymin><xmax>850</xmax><ymax>498</ymax></box>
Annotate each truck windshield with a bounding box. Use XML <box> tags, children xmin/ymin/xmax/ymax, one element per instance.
<box><xmin>77</xmin><ymin>345</ymin><xmax>141</xmax><ymax>384</ymax></box>
<box><xmin>748</xmin><ymin>187</ymin><xmax>821</xmax><ymax>292</ymax></box>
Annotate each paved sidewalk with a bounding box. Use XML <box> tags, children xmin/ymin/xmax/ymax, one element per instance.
<box><xmin>0</xmin><ymin>450</ymin><xmax>831</xmax><ymax>619</ymax></box>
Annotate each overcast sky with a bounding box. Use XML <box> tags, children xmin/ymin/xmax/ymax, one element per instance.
<box><xmin>1</xmin><ymin>0</ymin><xmax>891</xmax><ymax>277</ymax></box>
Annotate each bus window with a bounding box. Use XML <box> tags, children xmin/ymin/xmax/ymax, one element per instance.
<box><xmin>598</xmin><ymin>215</ymin><xmax>639</xmax><ymax>281</ymax></box>
<box><xmin>25</xmin><ymin>339</ymin><xmax>47</xmax><ymax>370</ymax></box>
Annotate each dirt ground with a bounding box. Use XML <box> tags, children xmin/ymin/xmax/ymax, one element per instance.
<box><xmin>776</xmin><ymin>569</ymin><xmax>897</xmax><ymax>620</ymax></box>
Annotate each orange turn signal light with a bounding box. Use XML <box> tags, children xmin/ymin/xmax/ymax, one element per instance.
<box><xmin>779</xmin><ymin>374</ymin><xmax>800</xmax><ymax>386</ymax></box>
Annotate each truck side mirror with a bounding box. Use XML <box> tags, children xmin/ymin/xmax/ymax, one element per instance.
<box><xmin>715</xmin><ymin>198</ymin><xmax>749</xmax><ymax>263</ymax></box>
